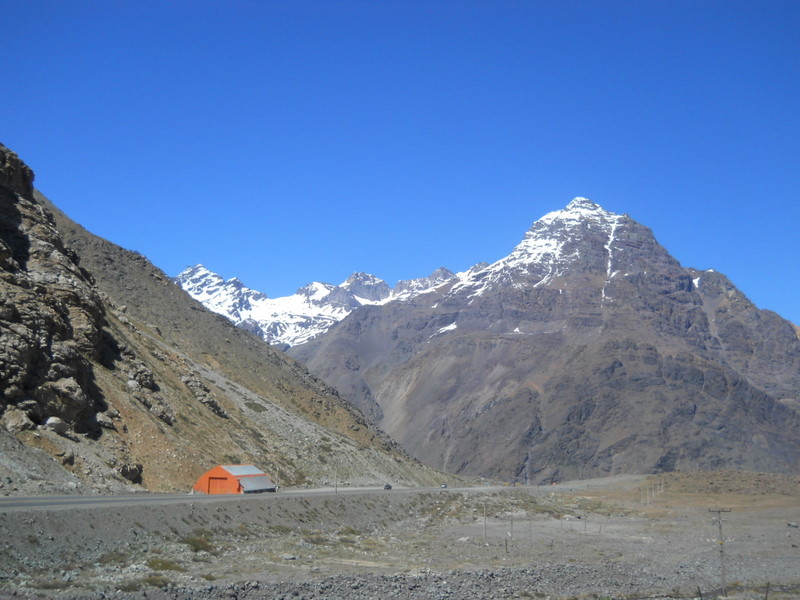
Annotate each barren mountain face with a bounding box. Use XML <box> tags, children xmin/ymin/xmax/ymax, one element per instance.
<box><xmin>0</xmin><ymin>144</ymin><xmax>441</xmax><ymax>495</ymax></box>
<box><xmin>291</xmin><ymin>199</ymin><xmax>800</xmax><ymax>482</ymax></box>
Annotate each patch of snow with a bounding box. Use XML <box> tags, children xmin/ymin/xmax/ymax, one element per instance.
<box><xmin>602</xmin><ymin>215</ymin><xmax>623</xmax><ymax>302</ymax></box>
<box><xmin>430</xmin><ymin>322</ymin><xmax>457</xmax><ymax>339</ymax></box>
<box><xmin>438</xmin><ymin>322</ymin><xmax>457</xmax><ymax>334</ymax></box>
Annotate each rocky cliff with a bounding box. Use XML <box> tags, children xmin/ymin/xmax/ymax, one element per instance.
<box><xmin>0</xmin><ymin>144</ymin><xmax>443</xmax><ymax>495</ymax></box>
<box><xmin>291</xmin><ymin>198</ymin><xmax>800</xmax><ymax>482</ymax></box>
<box><xmin>0</xmin><ymin>144</ymin><xmax>121</xmax><ymax>464</ymax></box>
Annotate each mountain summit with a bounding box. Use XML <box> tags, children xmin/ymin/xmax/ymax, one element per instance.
<box><xmin>446</xmin><ymin>197</ymin><xmax>669</xmax><ymax>301</ymax></box>
<box><xmin>290</xmin><ymin>198</ymin><xmax>800</xmax><ymax>482</ymax></box>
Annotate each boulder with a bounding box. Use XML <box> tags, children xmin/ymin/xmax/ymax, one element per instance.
<box><xmin>35</xmin><ymin>377</ymin><xmax>90</xmax><ymax>422</ymax></box>
<box><xmin>119</xmin><ymin>462</ymin><xmax>143</xmax><ymax>484</ymax></box>
<box><xmin>1</xmin><ymin>408</ymin><xmax>35</xmax><ymax>433</ymax></box>
<box><xmin>95</xmin><ymin>412</ymin><xmax>116</xmax><ymax>430</ymax></box>
<box><xmin>44</xmin><ymin>416</ymin><xmax>70</xmax><ymax>435</ymax></box>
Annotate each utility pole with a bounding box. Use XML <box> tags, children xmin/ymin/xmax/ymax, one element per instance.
<box><xmin>709</xmin><ymin>508</ymin><xmax>732</xmax><ymax>597</ymax></box>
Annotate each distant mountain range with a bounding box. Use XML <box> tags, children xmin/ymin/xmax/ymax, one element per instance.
<box><xmin>176</xmin><ymin>264</ymin><xmax>456</xmax><ymax>348</ymax></box>
<box><xmin>179</xmin><ymin>197</ymin><xmax>800</xmax><ymax>483</ymax></box>
<box><xmin>282</xmin><ymin>198</ymin><xmax>800</xmax><ymax>481</ymax></box>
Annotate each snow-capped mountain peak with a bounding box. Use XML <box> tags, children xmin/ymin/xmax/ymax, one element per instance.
<box><xmin>393</xmin><ymin>267</ymin><xmax>455</xmax><ymax>300</ymax></box>
<box><xmin>340</xmin><ymin>272</ymin><xmax>391</xmax><ymax>303</ymax></box>
<box><xmin>541</xmin><ymin>196</ymin><xmax>612</xmax><ymax>223</ymax></box>
<box><xmin>448</xmin><ymin>197</ymin><xmax>623</xmax><ymax>298</ymax></box>
<box><xmin>175</xmin><ymin>265</ymin><xmax>457</xmax><ymax>348</ymax></box>
<box><xmin>297</xmin><ymin>281</ymin><xmax>337</xmax><ymax>301</ymax></box>
<box><xmin>177</xmin><ymin>264</ymin><xmax>267</xmax><ymax>317</ymax></box>
<box><xmin>513</xmin><ymin>196</ymin><xmax>621</xmax><ymax>269</ymax></box>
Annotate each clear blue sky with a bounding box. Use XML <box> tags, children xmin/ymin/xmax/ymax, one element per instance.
<box><xmin>5</xmin><ymin>1</ymin><xmax>799</xmax><ymax>325</ymax></box>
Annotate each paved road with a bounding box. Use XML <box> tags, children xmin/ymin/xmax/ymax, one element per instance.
<box><xmin>0</xmin><ymin>485</ymin><xmax>454</xmax><ymax>512</ymax></box>
<box><xmin>0</xmin><ymin>475</ymin><xmax>645</xmax><ymax>513</ymax></box>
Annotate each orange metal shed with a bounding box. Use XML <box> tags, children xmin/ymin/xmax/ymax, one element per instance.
<box><xmin>192</xmin><ymin>465</ymin><xmax>276</xmax><ymax>494</ymax></box>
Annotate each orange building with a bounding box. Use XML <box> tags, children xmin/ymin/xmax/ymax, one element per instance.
<box><xmin>192</xmin><ymin>465</ymin><xmax>276</xmax><ymax>494</ymax></box>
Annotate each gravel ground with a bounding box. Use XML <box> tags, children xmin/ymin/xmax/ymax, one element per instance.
<box><xmin>1</xmin><ymin>474</ymin><xmax>798</xmax><ymax>599</ymax></box>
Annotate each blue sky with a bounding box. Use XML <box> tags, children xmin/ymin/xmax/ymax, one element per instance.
<box><xmin>5</xmin><ymin>1</ymin><xmax>799</xmax><ymax>325</ymax></box>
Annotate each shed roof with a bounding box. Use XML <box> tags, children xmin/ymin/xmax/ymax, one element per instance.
<box><xmin>239</xmin><ymin>475</ymin><xmax>276</xmax><ymax>492</ymax></box>
<box><xmin>221</xmin><ymin>465</ymin><xmax>264</xmax><ymax>476</ymax></box>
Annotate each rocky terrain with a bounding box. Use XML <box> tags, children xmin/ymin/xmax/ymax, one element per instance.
<box><xmin>1</xmin><ymin>472</ymin><xmax>799</xmax><ymax>599</ymax></box>
<box><xmin>0</xmin><ymin>143</ymin><xmax>443</xmax><ymax>496</ymax></box>
<box><xmin>290</xmin><ymin>199</ymin><xmax>800</xmax><ymax>482</ymax></box>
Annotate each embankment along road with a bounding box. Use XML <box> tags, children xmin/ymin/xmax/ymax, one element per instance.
<box><xmin>2</xmin><ymin>474</ymin><xmax>799</xmax><ymax>599</ymax></box>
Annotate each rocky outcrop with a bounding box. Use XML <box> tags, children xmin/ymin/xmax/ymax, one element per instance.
<box><xmin>181</xmin><ymin>373</ymin><xmax>229</xmax><ymax>418</ymax></box>
<box><xmin>0</xmin><ymin>143</ymin><xmax>112</xmax><ymax>436</ymax></box>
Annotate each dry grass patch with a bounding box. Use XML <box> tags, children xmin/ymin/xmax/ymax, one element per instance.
<box><xmin>98</xmin><ymin>550</ymin><xmax>130</xmax><ymax>565</ymax></box>
<box><xmin>146</xmin><ymin>557</ymin><xmax>186</xmax><ymax>572</ymax></box>
<box><xmin>180</xmin><ymin>529</ymin><xmax>215</xmax><ymax>553</ymax></box>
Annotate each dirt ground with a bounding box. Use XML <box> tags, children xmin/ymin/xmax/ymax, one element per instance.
<box><xmin>1</xmin><ymin>471</ymin><xmax>798</xmax><ymax>599</ymax></box>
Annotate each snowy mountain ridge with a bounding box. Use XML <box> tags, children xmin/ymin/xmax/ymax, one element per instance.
<box><xmin>175</xmin><ymin>264</ymin><xmax>456</xmax><ymax>348</ymax></box>
<box><xmin>177</xmin><ymin>197</ymin><xmax>628</xmax><ymax>348</ymax></box>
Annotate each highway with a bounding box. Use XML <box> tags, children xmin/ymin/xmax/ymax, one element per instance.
<box><xmin>0</xmin><ymin>475</ymin><xmax>644</xmax><ymax>513</ymax></box>
<box><xmin>0</xmin><ymin>485</ymin><xmax>461</xmax><ymax>512</ymax></box>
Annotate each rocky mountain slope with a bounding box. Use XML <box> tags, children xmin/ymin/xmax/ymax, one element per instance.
<box><xmin>175</xmin><ymin>264</ymin><xmax>455</xmax><ymax>348</ymax></box>
<box><xmin>0</xmin><ymin>143</ymin><xmax>444</xmax><ymax>495</ymax></box>
<box><xmin>290</xmin><ymin>198</ymin><xmax>800</xmax><ymax>482</ymax></box>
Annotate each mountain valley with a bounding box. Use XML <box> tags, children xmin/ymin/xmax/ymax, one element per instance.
<box><xmin>2</xmin><ymin>143</ymin><xmax>800</xmax><ymax>600</ymax></box>
<box><xmin>0</xmin><ymin>143</ymin><xmax>443</xmax><ymax>496</ymax></box>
